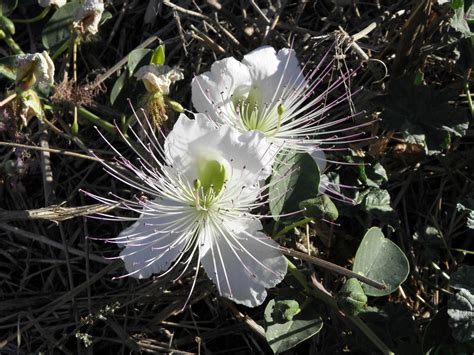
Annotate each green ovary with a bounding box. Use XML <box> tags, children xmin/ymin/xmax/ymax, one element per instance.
<box><xmin>232</xmin><ymin>85</ymin><xmax>284</xmax><ymax>136</ymax></box>
<box><xmin>193</xmin><ymin>157</ymin><xmax>228</xmax><ymax>210</ymax></box>
<box><xmin>198</xmin><ymin>158</ymin><xmax>228</xmax><ymax>195</ymax></box>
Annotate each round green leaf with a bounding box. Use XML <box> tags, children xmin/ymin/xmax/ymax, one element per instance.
<box><xmin>447</xmin><ymin>289</ymin><xmax>474</xmax><ymax>343</ymax></box>
<box><xmin>1</xmin><ymin>0</ymin><xmax>17</xmax><ymax>16</ymax></box>
<box><xmin>353</xmin><ymin>227</ymin><xmax>410</xmax><ymax>296</ymax></box>
<box><xmin>0</xmin><ymin>55</ymin><xmax>17</xmax><ymax>81</ymax></box>
<box><xmin>127</xmin><ymin>48</ymin><xmax>151</xmax><ymax>77</ymax></box>
<box><xmin>42</xmin><ymin>1</ymin><xmax>81</xmax><ymax>50</ymax></box>
<box><xmin>264</xmin><ymin>297</ymin><xmax>323</xmax><ymax>354</ymax></box>
<box><xmin>269</xmin><ymin>152</ymin><xmax>320</xmax><ymax>221</ymax></box>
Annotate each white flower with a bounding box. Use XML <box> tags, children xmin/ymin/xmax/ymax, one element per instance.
<box><xmin>74</xmin><ymin>0</ymin><xmax>104</xmax><ymax>35</ymax></box>
<box><xmin>91</xmin><ymin>113</ymin><xmax>287</xmax><ymax>307</ymax></box>
<box><xmin>191</xmin><ymin>46</ymin><xmax>364</xmax><ymax>168</ymax></box>
<box><xmin>38</xmin><ymin>0</ymin><xmax>67</xmax><ymax>7</ymax></box>
<box><xmin>134</xmin><ymin>64</ymin><xmax>184</xmax><ymax>94</ymax></box>
<box><xmin>16</xmin><ymin>51</ymin><xmax>55</xmax><ymax>89</ymax></box>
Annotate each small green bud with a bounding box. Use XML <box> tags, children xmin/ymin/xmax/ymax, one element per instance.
<box><xmin>273</xmin><ymin>299</ymin><xmax>301</xmax><ymax>322</ymax></box>
<box><xmin>299</xmin><ymin>195</ymin><xmax>339</xmax><ymax>221</ymax></box>
<box><xmin>165</xmin><ymin>98</ymin><xmax>184</xmax><ymax>113</ymax></box>
<box><xmin>150</xmin><ymin>45</ymin><xmax>165</xmax><ymax>66</ymax></box>
<box><xmin>337</xmin><ymin>278</ymin><xmax>368</xmax><ymax>315</ymax></box>
<box><xmin>0</xmin><ymin>16</ymin><xmax>15</xmax><ymax>35</ymax></box>
<box><xmin>0</xmin><ymin>29</ymin><xmax>6</xmax><ymax>39</ymax></box>
<box><xmin>71</xmin><ymin>115</ymin><xmax>79</xmax><ymax>136</ymax></box>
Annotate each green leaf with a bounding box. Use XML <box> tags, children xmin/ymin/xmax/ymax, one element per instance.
<box><xmin>272</xmin><ymin>299</ymin><xmax>301</xmax><ymax>322</ymax></box>
<box><xmin>269</xmin><ymin>152</ymin><xmax>320</xmax><ymax>221</ymax></box>
<box><xmin>1</xmin><ymin>0</ymin><xmax>17</xmax><ymax>16</ymax></box>
<box><xmin>413</xmin><ymin>223</ymin><xmax>444</xmax><ymax>261</ymax></box>
<box><xmin>100</xmin><ymin>10</ymin><xmax>113</xmax><ymax>25</ymax></box>
<box><xmin>150</xmin><ymin>45</ymin><xmax>165</xmax><ymax>65</ymax></box>
<box><xmin>110</xmin><ymin>71</ymin><xmax>128</xmax><ymax>105</ymax></box>
<box><xmin>299</xmin><ymin>195</ymin><xmax>339</xmax><ymax>221</ymax></box>
<box><xmin>127</xmin><ymin>48</ymin><xmax>151</xmax><ymax>77</ymax></box>
<box><xmin>447</xmin><ymin>288</ymin><xmax>474</xmax><ymax>342</ymax></box>
<box><xmin>0</xmin><ymin>55</ymin><xmax>16</xmax><ymax>81</ymax></box>
<box><xmin>42</xmin><ymin>1</ymin><xmax>81</xmax><ymax>50</ymax></box>
<box><xmin>264</xmin><ymin>297</ymin><xmax>323</xmax><ymax>354</ymax></box>
<box><xmin>457</xmin><ymin>193</ymin><xmax>474</xmax><ymax>229</ymax></box>
<box><xmin>446</xmin><ymin>266</ymin><xmax>474</xmax><ymax>342</ymax></box>
<box><xmin>451</xmin><ymin>0</ymin><xmax>464</xmax><ymax>10</ymax></box>
<box><xmin>376</xmin><ymin>77</ymin><xmax>469</xmax><ymax>154</ymax></box>
<box><xmin>356</xmin><ymin>304</ymin><xmax>422</xmax><ymax>354</ymax></box>
<box><xmin>0</xmin><ymin>15</ymin><xmax>15</xmax><ymax>35</ymax></box>
<box><xmin>451</xmin><ymin>265</ymin><xmax>474</xmax><ymax>292</ymax></box>
<box><xmin>353</xmin><ymin>227</ymin><xmax>410</xmax><ymax>296</ymax></box>
<box><xmin>357</xmin><ymin>187</ymin><xmax>399</xmax><ymax>227</ymax></box>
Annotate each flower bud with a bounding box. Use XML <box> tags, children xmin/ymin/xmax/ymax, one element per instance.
<box><xmin>164</xmin><ymin>97</ymin><xmax>184</xmax><ymax>113</ymax></box>
<box><xmin>299</xmin><ymin>194</ymin><xmax>339</xmax><ymax>221</ymax></box>
<box><xmin>17</xmin><ymin>89</ymin><xmax>44</xmax><ymax>126</ymax></box>
<box><xmin>0</xmin><ymin>16</ymin><xmax>15</xmax><ymax>35</ymax></box>
<box><xmin>336</xmin><ymin>278</ymin><xmax>368</xmax><ymax>315</ymax></box>
<box><xmin>134</xmin><ymin>64</ymin><xmax>183</xmax><ymax>94</ymax></box>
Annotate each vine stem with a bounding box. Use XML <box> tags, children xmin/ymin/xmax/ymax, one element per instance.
<box><xmin>465</xmin><ymin>74</ymin><xmax>473</xmax><ymax>118</ymax></box>
<box><xmin>12</xmin><ymin>7</ymin><xmax>50</xmax><ymax>23</ymax></box>
<box><xmin>286</xmin><ymin>258</ymin><xmax>394</xmax><ymax>354</ymax></box>
<box><xmin>273</xmin><ymin>217</ymin><xmax>313</xmax><ymax>239</ymax></box>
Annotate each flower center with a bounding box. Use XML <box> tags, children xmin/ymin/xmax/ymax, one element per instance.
<box><xmin>193</xmin><ymin>156</ymin><xmax>229</xmax><ymax>210</ymax></box>
<box><xmin>232</xmin><ymin>85</ymin><xmax>283</xmax><ymax>136</ymax></box>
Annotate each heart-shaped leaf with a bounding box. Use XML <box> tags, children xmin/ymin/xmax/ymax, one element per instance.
<box><xmin>353</xmin><ymin>227</ymin><xmax>409</xmax><ymax>296</ymax></box>
<box><xmin>127</xmin><ymin>48</ymin><xmax>151</xmax><ymax>77</ymax></box>
<box><xmin>265</xmin><ymin>297</ymin><xmax>323</xmax><ymax>354</ymax></box>
<box><xmin>269</xmin><ymin>152</ymin><xmax>320</xmax><ymax>221</ymax></box>
<box><xmin>42</xmin><ymin>1</ymin><xmax>81</xmax><ymax>50</ymax></box>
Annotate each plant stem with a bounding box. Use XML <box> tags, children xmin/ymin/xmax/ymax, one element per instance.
<box><xmin>77</xmin><ymin>107</ymin><xmax>117</xmax><ymax>135</ymax></box>
<box><xmin>3</xmin><ymin>34</ymin><xmax>23</xmax><ymax>54</ymax></box>
<box><xmin>465</xmin><ymin>78</ymin><xmax>473</xmax><ymax>118</ymax></box>
<box><xmin>274</xmin><ymin>217</ymin><xmax>313</xmax><ymax>239</ymax></box>
<box><xmin>348</xmin><ymin>315</ymin><xmax>395</xmax><ymax>355</ymax></box>
<box><xmin>286</xmin><ymin>258</ymin><xmax>394</xmax><ymax>354</ymax></box>
<box><xmin>13</xmin><ymin>7</ymin><xmax>50</xmax><ymax>23</ymax></box>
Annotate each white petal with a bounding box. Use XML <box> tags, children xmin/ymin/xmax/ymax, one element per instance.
<box><xmin>200</xmin><ymin>217</ymin><xmax>287</xmax><ymax>307</ymax></box>
<box><xmin>319</xmin><ymin>173</ymin><xmax>329</xmax><ymax>194</ymax></box>
<box><xmin>242</xmin><ymin>46</ymin><xmax>280</xmax><ymax>81</ymax></box>
<box><xmin>16</xmin><ymin>51</ymin><xmax>55</xmax><ymax>87</ymax></box>
<box><xmin>164</xmin><ymin>113</ymin><xmax>216</xmax><ymax>176</ymax></box>
<box><xmin>165</xmin><ymin>113</ymin><xmax>274</xmax><ymax>185</ymax></box>
<box><xmin>74</xmin><ymin>0</ymin><xmax>105</xmax><ymax>35</ymax></box>
<box><xmin>242</xmin><ymin>46</ymin><xmax>305</xmax><ymax>108</ymax></box>
<box><xmin>309</xmin><ymin>149</ymin><xmax>327</xmax><ymax>172</ymax></box>
<box><xmin>118</xmin><ymin>199</ymin><xmax>192</xmax><ymax>279</ymax></box>
<box><xmin>191</xmin><ymin>57</ymin><xmax>252</xmax><ymax>123</ymax></box>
